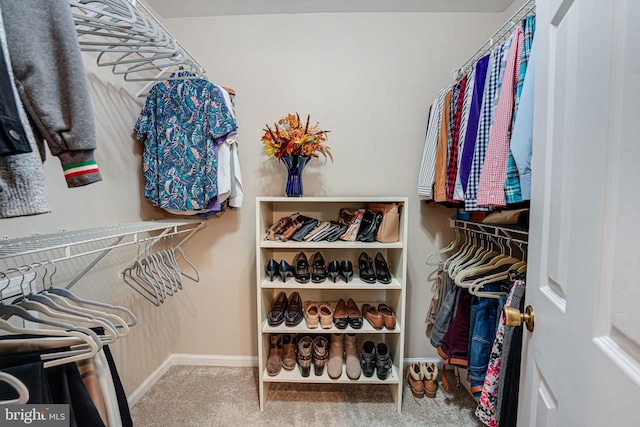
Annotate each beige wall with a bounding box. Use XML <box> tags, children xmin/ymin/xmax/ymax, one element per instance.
<box><xmin>0</xmin><ymin>11</ymin><xmax>505</xmax><ymax>396</ymax></box>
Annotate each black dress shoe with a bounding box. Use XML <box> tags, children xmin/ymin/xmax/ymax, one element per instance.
<box><xmin>311</xmin><ymin>252</ymin><xmax>327</xmax><ymax>283</ymax></box>
<box><xmin>340</xmin><ymin>260</ymin><xmax>353</xmax><ymax>283</ymax></box>
<box><xmin>294</xmin><ymin>252</ymin><xmax>310</xmax><ymax>283</ymax></box>
<box><xmin>327</xmin><ymin>260</ymin><xmax>340</xmax><ymax>283</ymax></box>
<box><xmin>374</xmin><ymin>252</ymin><xmax>392</xmax><ymax>284</ymax></box>
<box><xmin>285</xmin><ymin>291</ymin><xmax>304</xmax><ymax>326</ymax></box>
<box><xmin>268</xmin><ymin>292</ymin><xmax>288</xmax><ymax>326</ymax></box>
<box><xmin>279</xmin><ymin>259</ymin><xmax>295</xmax><ymax>282</ymax></box>
<box><xmin>265</xmin><ymin>259</ymin><xmax>279</xmax><ymax>282</ymax></box>
<box><xmin>357</xmin><ymin>252</ymin><xmax>376</xmax><ymax>284</ymax></box>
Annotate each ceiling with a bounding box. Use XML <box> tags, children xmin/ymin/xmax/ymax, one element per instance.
<box><xmin>144</xmin><ymin>0</ymin><xmax>517</xmax><ymax>19</ymax></box>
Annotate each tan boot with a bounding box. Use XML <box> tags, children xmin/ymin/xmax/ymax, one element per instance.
<box><xmin>297</xmin><ymin>336</ymin><xmax>313</xmax><ymax>377</ymax></box>
<box><xmin>344</xmin><ymin>333</ymin><xmax>361</xmax><ymax>379</ymax></box>
<box><xmin>405</xmin><ymin>363</ymin><xmax>425</xmax><ymax>398</ymax></box>
<box><xmin>281</xmin><ymin>334</ymin><xmax>297</xmax><ymax>370</ymax></box>
<box><xmin>267</xmin><ymin>334</ymin><xmax>283</xmax><ymax>376</ymax></box>
<box><xmin>327</xmin><ymin>333</ymin><xmax>344</xmax><ymax>379</ymax></box>
<box><xmin>422</xmin><ymin>363</ymin><xmax>439</xmax><ymax>398</ymax></box>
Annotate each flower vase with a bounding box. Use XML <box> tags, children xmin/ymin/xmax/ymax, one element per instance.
<box><xmin>281</xmin><ymin>155</ymin><xmax>310</xmax><ymax>197</ymax></box>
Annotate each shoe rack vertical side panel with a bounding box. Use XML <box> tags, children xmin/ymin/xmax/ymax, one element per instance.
<box><xmin>256</xmin><ymin>197</ymin><xmax>271</xmax><ymax>411</ymax></box>
<box><xmin>399</xmin><ymin>197</ymin><xmax>409</xmax><ymax>414</ymax></box>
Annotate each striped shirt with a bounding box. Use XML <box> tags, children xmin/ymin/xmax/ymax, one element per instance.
<box><xmin>418</xmin><ymin>85</ymin><xmax>453</xmax><ymax>199</ymax></box>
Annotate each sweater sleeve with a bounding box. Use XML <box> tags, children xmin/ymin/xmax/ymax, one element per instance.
<box><xmin>0</xmin><ymin>0</ymin><xmax>102</xmax><ymax>187</ymax></box>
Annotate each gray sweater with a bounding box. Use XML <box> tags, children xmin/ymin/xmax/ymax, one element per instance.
<box><xmin>0</xmin><ymin>3</ymin><xmax>50</xmax><ymax>218</ymax></box>
<box><xmin>0</xmin><ymin>0</ymin><xmax>101</xmax><ymax>188</ymax></box>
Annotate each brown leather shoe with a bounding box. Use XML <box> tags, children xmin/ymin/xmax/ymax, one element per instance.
<box><xmin>266</xmin><ymin>334</ymin><xmax>283</xmax><ymax>376</ymax></box>
<box><xmin>422</xmin><ymin>363</ymin><xmax>438</xmax><ymax>398</ymax></box>
<box><xmin>377</xmin><ymin>303</ymin><xmax>397</xmax><ymax>330</ymax></box>
<box><xmin>281</xmin><ymin>334</ymin><xmax>297</xmax><ymax>370</ymax></box>
<box><xmin>406</xmin><ymin>363</ymin><xmax>425</xmax><ymax>398</ymax></box>
<box><xmin>361</xmin><ymin>303</ymin><xmax>384</xmax><ymax>329</ymax></box>
<box><xmin>333</xmin><ymin>298</ymin><xmax>348</xmax><ymax>329</ymax></box>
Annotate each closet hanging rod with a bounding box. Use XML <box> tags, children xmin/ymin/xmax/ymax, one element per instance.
<box><xmin>453</xmin><ymin>0</ymin><xmax>536</xmax><ymax>80</ymax></box>
<box><xmin>450</xmin><ymin>218</ymin><xmax>528</xmax><ymax>246</ymax></box>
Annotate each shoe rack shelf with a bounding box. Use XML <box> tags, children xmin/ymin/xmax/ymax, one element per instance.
<box><xmin>256</xmin><ymin>196</ymin><xmax>408</xmax><ymax>413</ymax></box>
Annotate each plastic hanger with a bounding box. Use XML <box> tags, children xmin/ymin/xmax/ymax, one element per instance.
<box><xmin>41</xmin><ymin>261</ymin><xmax>137</xmax><ymax>328</ymax></box>
<box><xmin>0</xmin><ymin>372</ymin><xmax>29</xmax><ymax>404</ymax></box>
<box><xmin>0</xmin><ymin>271</ymin><xmax>103</xmax><ymax>353</ymax></box>
<box><xmin>122</xmin><ymin>263</ymin><xmax>161</xmax><ymax>306</ymax></box>
<box><xmin>13</xmin><ymin>266</ymin><xmax>119</xmax><ymax>345</ymax></box>
<box><xmin>426</xmin><ymin>229</ymin><xmax>462</xmax><ymax>266</ymax></box>
<box><xmin>173</xmin><ymin>246</ymin><xmax>200</xmax><ymax>283</ymax></box>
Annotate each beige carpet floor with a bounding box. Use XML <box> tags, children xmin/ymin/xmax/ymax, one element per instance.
<box><xmin>131</xmin><ymin>365</ymin><xmax>484</xmax><ymax>427</ymax></box>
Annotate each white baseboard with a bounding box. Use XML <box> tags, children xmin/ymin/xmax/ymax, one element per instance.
<box><xmin>127</xmin><ymin>354</ymin><xmax>258</xmax><ymax>407</ymax></box>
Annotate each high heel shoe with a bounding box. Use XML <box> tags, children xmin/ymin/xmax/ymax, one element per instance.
<box><xmin>327</xmin><ymin>260</ymin><xmax>340</xmax><ymax>283</ymax></box>
<box><xmin>374</xmin><ymin>252</ymin><xmax>392</xmax><ymax>284</ymax></box>
<box><xmin>293</xmin><ymin>252</ymin><xmax>310</xmax><ymax>283</ymax></box>
<box><xmin>340</xmin><ymin>260</ymin><xmax>353</xmax><ymax>283</ymax></box>
<box><xmin>311</xmin><ymin>252</ymin><xmax>327</xmax><ymax>283</ymax></box>
<box><xmin>357</xmin><ymin>252</ymin><xmax>376</xmax><ymax>284</ymax></box>
<box><xmin>266</xmin><ymin>259</ymin><xmax>279</xmax><ymax>282</ymax></box>
<box><xmin>279</xmin><ymin>259</ymin><xmax>295</xmax><ymax>282</ymax></box>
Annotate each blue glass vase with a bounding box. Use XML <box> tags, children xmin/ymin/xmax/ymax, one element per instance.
<box><xmin>281</xmin><ymin>155</ymin><xmax>310</xmax><ymax>197</ymax></box>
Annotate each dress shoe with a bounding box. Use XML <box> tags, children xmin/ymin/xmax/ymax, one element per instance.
<box><xmin>293</xmin><ymin>252</ymin><xmax>310</xmax><ymax>283</ymax></box>
<box><xmin>285</xmin><ymin>291</ymin><xmax>303</xmax><ymax>326</ymax></box>
<box><xmin>360</xmin><ymin>340</ymin><xmax>376</xmax><ymax>378</ymax></box>
<box><xmin>313</xmin><ymin>336</ymin><xmax>329</xmax><ymax>376</ymax></box>
<box><xmin>311</xmin><ymin>252</ymin><xmax>327</xmax><ymax>283</ymax></box>
<box><xmin>340</xmin><ymin>260</ymin><xmax>353</xmax><ymax>283</ymax></box>
<box><xmin>346</xmin><ymin>298</ymin><xmax>363</xmax><ymax>329</ymax></box>
<box><xmin>375</xmin><ymin>343</ymin><xmax>392</xmax><ymax>380</ymax></box>
<box><xmin>422</xmin><ymin>363</ymin><xmax>439</xmax><ymax>398</ymax></box>
<box><xmin>327</xmin><ymin>333</ymin><xmax>344</xmax><ymax>379</ymax></box>
<box><xmin>267</xmin><ymin>292</ymin><xmax>288</xmax><ymax>326</ymax></box>
<box><xmin>327</xmin><ymin>260</ymin><xmax>340</xmax><ymax>283</ymax></box>
<box><xmin>304</xmin><ymin>301</ymin><xmax>319</xmax><ymax>329</ymax></box>
<box><xmin>266</xmin><ymin>334</ymin><xmax>283</xmax><ymax>376</ymax></box>
<box><xmin>344</xmin><ymin>333</ymin><xmax>361</xmax><ymax>380</ymax></box>
<box><xmin>265</xmin><ymin>259</ymin><xmax>279</xmax><ymax>282</ymax></box>
<box><xmin>319</xmin><ymin>302</ymin><xmax>334</xmax><ymax>329</ymax></box>
<box><xmin>405</xmin><ymin>363</ymin><xmax>425</xmax><ymax>398</ymax></box>
<box><xmin>357</xmin><ymin>252</ymin><xmax>376</xmax><ymax>284</ymax></box>
<box><xmin>297</xmin><ymin>336</ymin><xmax>313</xmax><ymax>377</ymax></box>
<box><xmin>374</xmin><ymin>252</ymin><xmax>392</xmax><ymax>284</ymax></box>
<box><xmin>333</xmin><ymin>298</ymin><xmax>348</xmax><ymax>329</ymax></box>
<box><xmin>361</xmin><ymin>303</ymin><xmax>384</xmax><ymax>329</ymax></box>
<box><xmin>279</xmin><ymin>259</ymin><xmax>296</xmax><ymax>282</ymax></box>
<box><xmin>377</xmin><ymin>303</ymin><xmax>397</xmax><ymax>330</ymax></box>
<box><xmin>281</xmin><ymin>334</ymin><xmax>297</xmax><ymax>370</ymax></box>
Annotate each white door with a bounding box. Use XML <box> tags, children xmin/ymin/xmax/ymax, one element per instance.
<box><xmin>520</xmin><ymin>0</ymin><xmax>640</xmax><ymax>425</ymax></box>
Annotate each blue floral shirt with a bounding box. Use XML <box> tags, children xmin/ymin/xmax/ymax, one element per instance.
<box><xmin>134</xmin><ymin>74</ymin><xmax>236</xmax><ymax>210</ymax></box>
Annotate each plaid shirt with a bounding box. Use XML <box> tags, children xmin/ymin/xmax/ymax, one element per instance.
<box><xmin>457</xmin><ymin>55</ymin><xmax>491</xmax><ymax>199</ymax></box>
<box><xmin>453</xmin><ymin>69</ymin><xmax>475</xmax><ymax>201</ymax></box>
<box><xmin>504</xmin><ymin>15</ymin><xmax>536</xmax><ymax>204</ymax></box>
<box><xmin>465</xmin><ymin>37</ymin><xmax>512</xmax><ymax>211</ymax></box>
<box><xmin>477</xmin><ymin>26</ymin><xmax>524</xmax><ymax>207</ymax></box>
<box><xmin>447</xmin><ymin>76</ymin><xmax>468</xmax><ymax>203</ymax></box>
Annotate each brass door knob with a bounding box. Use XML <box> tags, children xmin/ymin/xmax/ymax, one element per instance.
<box><xmin>503</xmin><ymin>305</ymin><xmax>535</xmax><ymax>332</ymax></box>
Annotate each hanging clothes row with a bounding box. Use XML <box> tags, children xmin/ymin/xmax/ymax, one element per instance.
<box><xmin>134</xmin><ymin>72</ymin><xmax>244</xmax><ymax>216</ymax></box>
<box><xmin>0</xmin><ymin>263</ymin><xmax>137</xmax><ymax>427</ymax></box>
<box><xmin>425</xmin><ymin>227</ymin><xmax>527</xmax><ymax>427</ymax></box>
<box><xmin>418</xmin><ymin>12</ymin><xmax>536</xmax><ymax>212</ymax></box>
